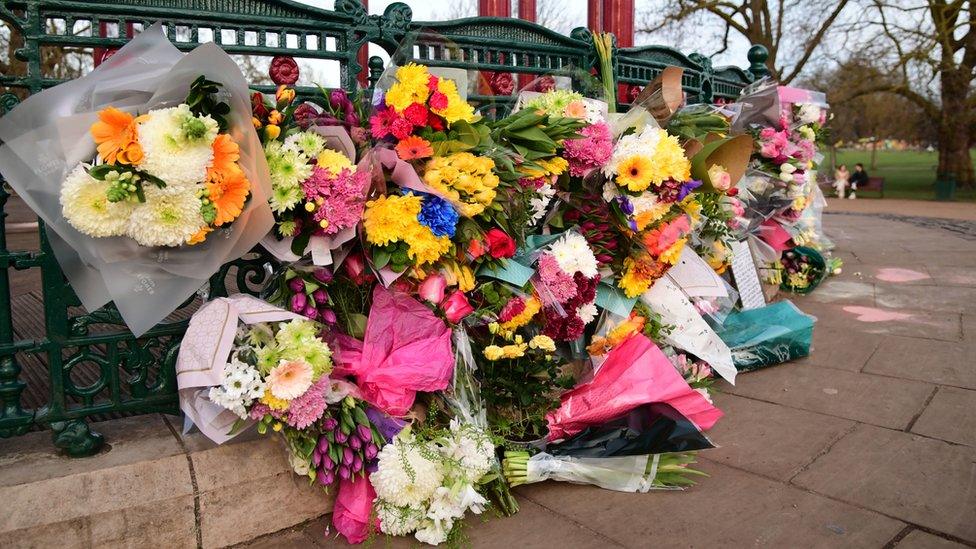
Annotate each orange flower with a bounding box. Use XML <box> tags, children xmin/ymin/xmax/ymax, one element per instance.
<box><xmin>395</xmin><ymin>135</ymin><xmax>434</xmax><ymax>160</ymax></box>
<box><xmin>90</xmin><ymin>107</ymin><xmax>142</xmax><ymax>165</ymax></box>
<box><xmin>206</xmin><ymin>167</ymin><xmax>250</xmax><ymax>226</ymax></box>
<box><xmin>209</xmin><ymin>134</ymin><xmax>241</xmax><ymax>175</ymax></box>
<box><xmin>187</xmin><ymin>226</ymin><xmax>212</xmax><ymax>245</ymax></box>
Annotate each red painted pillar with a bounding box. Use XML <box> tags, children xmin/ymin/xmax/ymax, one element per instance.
<box><xmin>479</xmin><ymin>0</ymin><xmax>511</xmax><ymax>16</ymax></box>
<box><xmin>357</xmin><ymin>0</ymin><xmax>369</xmax><ymax>87</ymax></box>
<box><xmin>602</xmin><ymin>0</ymin><xmax>634</xmax><ymax>103</ymax></box>
<box><xmin>518</xmin><ymin>0</ymin><xmax>537</xmax><ymax>90</ymax></box>
<box><xmin>588</xmin><ymin>0</ymin><xmax>602</xmax><ymax>32</ymax></box>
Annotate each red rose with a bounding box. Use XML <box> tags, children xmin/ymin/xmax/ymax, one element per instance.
<box><xmin>403</xmin><ymin>103</ymin><xmax>429</xmax><ymax>126</ymax></box>
<box><xmin>441</xmin><ymin>290</ymin><xmax>474</xmax><ymax>323</ymax></box>
<box><xmin>485</xmin><ymin>228</ymin><xmax>516</xmax><ymax>259</ymax></box>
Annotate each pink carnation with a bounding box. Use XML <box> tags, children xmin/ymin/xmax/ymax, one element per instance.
<box><xmin>285</xmin><ymin>376</ymin><xmax>330</xmax><ymax>430</ymax></box>
<box><xmin>302</xmin><ymin>167</ymin><xmax>370</xmax><ymax>235</ymax></box>
<box><xmin>498</xmin><ymin>296</ymin><xmax>526</xmax><ymax>323</ymax></box>
<box><xmin>564</xmin><ymin>122</ymin><xmax>613</xmax><ymax>177</ymax></box>
<box><xmin>537</xmin><ymin>254</ymin><xmax>577</xmax><ymax>303</ymax></box>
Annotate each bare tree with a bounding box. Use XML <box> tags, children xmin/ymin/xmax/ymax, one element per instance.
<box><xmin>443</xmin><ymin>0</ymin><xmax>575</xmax><ymax>34</ymax></box>
<box><xmin>636</xmin><ymin>0</ymin><xmax>852</xmax><ymax>84</ymax></box>
<box><xmin>845</xmin><ymin>0</ymin><xmax>976</xmax><ymax>186</ymax></box>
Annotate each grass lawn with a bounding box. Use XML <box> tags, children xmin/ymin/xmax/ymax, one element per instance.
<box><xmin>831</xmin><ymin>149</ymin><xmax>976</xmax><ymax>202</ymax></box>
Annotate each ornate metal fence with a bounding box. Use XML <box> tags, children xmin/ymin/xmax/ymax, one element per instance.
<box><xmin>0</xmin><ymin>0</ymin><xmax>766</xmax><ymax>455</ymax></box>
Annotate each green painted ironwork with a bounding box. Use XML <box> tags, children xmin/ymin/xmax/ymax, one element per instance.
<box><xmin>0</xmin><ymin>0</ymin><xmax>767</xmax><ymax>455</ymax></box>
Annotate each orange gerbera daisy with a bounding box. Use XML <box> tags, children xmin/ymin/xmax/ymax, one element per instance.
<box><xmin>395</xmin><ymin>135</ymin><xmax>434</xmax><ymax>161</ymax></box>
<box><xmin>209</xmin><ymin>134</ymin><xmax>241</xmax><ymax>175</ymax></box>
<box><xmin>206</xmin><ymin>167</ymin><xmax>250</xmax><ymax>226</ymax></box>
<box><xmin>90</xmin><ymin>107</ymin><xmax>143</xmax><ymax>165</ymax></box>
<box><xmin>187</xmin><ymin>226</ymin><xmax>212</xmax><ymax>245</ymax></box>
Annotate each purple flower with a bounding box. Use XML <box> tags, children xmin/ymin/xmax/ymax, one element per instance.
<box><xmin>303</xmin><ymin>304</ymin><xmax>318</xmax><ymax>318</ymax></box>
<box><xmin>312</xmin><ymin>450</ymin><xmax>322</xmax><ymax>467</ymax></box>
<box><xmin>364</xmin><ymin>443</ymin><xmax>378</xmax><ymax>460</ymax></box>
<box><xmin>336</xmin><ymin>430</ymin><xmax>348</xmax><ymax>444</ymax></box>
<box><xmin>288</xmin><ymin>277</ymin><xmax>305</xmax><ymax>293</ymax></box>
<box><xmin>319</xmin><ymin>308</ymin><xmax>337</xmax><ymax>324</ymax></box>
<box><xmin>316</xmin><ymin>469</ymin><xmax>332</xmax><ymax>485</ymax></box>
<box><xmin>342</xmin><ymin>447</ymin><xmax>354</xmax><ymax>465</ymax></box>
<box><xmin>289</xmin><ymin>293</ymin><xmax>307</xmax><ymax>314</ymax></box>
<box><xmin>317</xmin><ymin>436</ymin><xmax>330</xmax><ymax>454</ymax></box>
<box><xmin>348</xmin><ymin>435</ymin><xmax>362</xmax><ymax>450</ymax></box>
<box><xmin>616</xmin><ymin>196</ymin><xmax>634</xmax><ymax>215</ymax></box>
<box><xmin>338</xmin><ymin>465</ymin><xmax>351</xmax><ymax>480</ymax></box>
<box><xmin>322</xmin><ymin>454</ymin><xmax>334</xmax><ymax>471</ymax></box>
<box><xmin>323</xmin><ymin>417</ymin><xmax>339</xmax><ymax>431</ymax></box>
<box><xmin>312</xmin><ymin>289</ymin><xmax>329</xmax><ymax>304</ymax></box>
<box><xmin>365</xmin><ymin>407</ymin><xmax>406</xmax><ymax>442</ymax></box>
<box><xmin>313</xmin><ymin>267</ymin><xmax>333</xmax><ymax>283</ymax></box>
<box><xmin>352</xmin><ymin>455</ymin><xmax>363</xmax><ymax>473</ymax></box>
<box><xmin>356</xmin><ymin>424</ymin><xmax>372</xmax><ymax>443</ymax></box>
<box><xmin>677</xmin><ymin>179</ymin><xmax>703</xmax><ymax>201</ymax></box>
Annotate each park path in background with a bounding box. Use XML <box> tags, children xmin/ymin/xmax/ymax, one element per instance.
<box><xmin>242</xmin><ymin>210</ymin><xmax>976</xmax><ymax>548</ymax></box>
<box><xmin>825</xmin><ymin>197</ymin><xmax>976</xmax><ymax>221</ymax></box>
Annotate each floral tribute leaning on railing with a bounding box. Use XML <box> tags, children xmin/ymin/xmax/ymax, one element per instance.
<box><xmin>0</xmin><ymin>24</ymin><xmax>835</xmax><ymax>546</ymax></box>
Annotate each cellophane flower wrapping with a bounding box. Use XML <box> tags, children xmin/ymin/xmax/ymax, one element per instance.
<box><xmin>332</xmin><ymin>475</ymin><xmax>377</xmax><ymax>544</ymax></box>
<box><xmin>545</xmin><ymin>333</ymin><xmax>723</xmax><ymax>442</ymax></box>
<box><xmin>331</xmin><ymin>285</ymin><xmax>454</xmax><ymax>416</ymax></box>
<box><xmin>0</xmin><ymin>25</ymin><xmax>273</xmax><ymax>335</ymax></box>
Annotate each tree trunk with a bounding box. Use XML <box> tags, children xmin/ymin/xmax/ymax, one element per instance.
<box><xmin>938</xmin><ymin>70</ymin><xmax>975</xmax><ymax>188</ymax></box>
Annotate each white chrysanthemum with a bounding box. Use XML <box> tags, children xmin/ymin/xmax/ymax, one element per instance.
<box><xmin>372</xmin><ymin>436</ymin><xmax>444</xmax><ymax>508</ymax></box>
<box><xmin>269</xmin><ymin>182</ymin><xmax>303</xmax><ymax>214</ymax></box>
<box><xmin>603</xmin><ymin>126</ymin><xmax>662</xmax><ymax>178</ymax></box>
<box><xmin>549</xmin><ymin>232</ymin><xmax>599</xmax><ymax>278</ymax></box>
<box><xmin>577</xmin><ymin>302</ymin><xmax>598</xmax><ymax>324</ymax></box>
<box><xmin>283</xmin><ymin>131</ymin><xmax>326</xmax><ymax>158</ymax></box>
<box><xmin>60</xmin><ymin>164</ymin><xmax>133</xmax><ymax>237</ymax></box>
<box><xmin>137</xmin><ymin>104</ymin><xmax>218</xmax><ymax>188</ymax></box>
<box><xmin>126</xmin><ymin>185</ymin><xmax>206</xmax><ymax>247</ymax></box>
<box><xmin>630</xmin><ymin>192</ymin><xmax>660</xmax><ymax>216</ymax></box>
<box><xmin>443</xmin><ymin>420</ymin><xmax>494</xmax><ymax>483</ymax></box>
<box><xmin>376</xmin><ymin>502</ymin><xmax>424</xmax><ymax>536</ymax></box>
<box><xmin>267</xmin><ymin>147</ymin><xmax>313</xmax><ymax>191</ymax></box>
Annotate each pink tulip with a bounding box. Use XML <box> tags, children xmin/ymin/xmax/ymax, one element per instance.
<box><xmin>343</xmin><ymin>253</ymin><xmax>366</xmax><ymax>280</ymax></box>
<box><xmin>313</xmin><ymin>267</ymin><xmax>334</xmax><ymax>283</ymax></box>
<box><xmin>365</xmin><ymin>443</ymin><xmax>378</xmax><ymax>460</ymax></box>
<box><xmin>288</xmin><ymin>277</ymin><xmax>305</xmax><ymax>293</ymax></box>
<box><xmin>338</xmin><ymin>465</ymin><xmax>351</xmax><ymax>480</ymax></box>
<box><xmin>441</xmin><ymin>290</ymin><xmax>474</xmax><ymax>323</ymax></box>
<box><xmin>312</xmin><ymin>289</ymin><xmax>329</xmax><ymax>304</ymax></box>
<box><xmin>418</xmin><ymin>274</ymin><xmax>447</xmax><ymax>304</ymax></box>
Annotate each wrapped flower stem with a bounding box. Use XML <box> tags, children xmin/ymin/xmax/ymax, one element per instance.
<box><xmin>502</xmin><ymin>450</ymin><xmax>707</xmax><ymax>491</ymax></box>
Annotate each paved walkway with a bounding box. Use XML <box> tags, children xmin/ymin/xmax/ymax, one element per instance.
<box><xmin>244</xmin><ymin>210</ymin><xmax>976</xmax><ymax>549</ymax></box>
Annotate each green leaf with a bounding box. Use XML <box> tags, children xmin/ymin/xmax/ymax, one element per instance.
<box><xmin>291</xmin><ymin>232</ymin><xmax>311</xmax><ymax>256</ymax></box>
<box><xmin>372</xmin><ymin>247</ymin><xmax>391</xmax><ymax>269</ymax></box>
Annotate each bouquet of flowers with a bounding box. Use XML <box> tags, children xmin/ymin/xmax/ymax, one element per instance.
<box><xmin>534</xmin><ymin>232</ymin><xmax>601</xmax><ymax>341</ymax></box>
<box><xmin>62</xmin><ymin>77</ymin><xmax>251</xmax><ymax>247</ymax></box>
<box><xmin>372</xmin><ymin>420</ymin><xmax>495</xmax><ymax>545</ymax></box>
<box><xmin>0</xmin><ymin>25</ymin><xmax>273</xmax><ymax>335</ymax></box>
<box><xmin>778</xmin><ymin>246</ymin><xmax>827</xmax><ymax>293</ymax></box>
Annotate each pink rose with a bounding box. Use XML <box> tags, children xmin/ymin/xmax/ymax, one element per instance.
<box><xmin>418</xmin><ymin>274</ymin><xmax>446</xmax><ymax>304</ymax></box>
<box><xmin>759</xmin><ymin>127</ymin><xmax>776</xmax><ymax>139</ymax></box>
<box><xmin>441</xmin><ymin>290</ymin><xmax>474</xmax><ymax>323</ymax></box>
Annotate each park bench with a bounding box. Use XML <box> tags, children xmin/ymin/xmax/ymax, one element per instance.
<box><xmin>859</xmin><ymin>176</ymin><xmax>885</xmax><ymax>197</ymax></box>
<box><xmin>0</xmin><ymin>0</ymin><xmax>767</xmax><ymax>454</ymax></box>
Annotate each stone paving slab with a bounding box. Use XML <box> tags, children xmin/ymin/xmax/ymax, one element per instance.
<box><xmin>704</xmin><ymin>392</ymin><xmax>855</xmax><ymax>481</ymax></box>
<box><xmin>792</xmin><ymin>424</ymin><xmax>976</xmax><ymax>544</ymax></box>
<box><xmin>515</xmin><ymin>459</ymin><xmax>905</xmax><ymax>548</ymax></box>
<box><xmin>864</xmin><ymin>336</ymin><xmax>976</xmax><ymax>389</ymax></box>
<box><xmin>874</xmin><ymin>283</ymin><xmax>976</xmax><ymax>314</ymax></box>
<box><xmin>805</xmin><ymin>326</ymin><xmax>884</xmax><ymax>372</ymax></box>
<box><xmin>724</xmin><ymin>362</ymin><xmax>935</xmax><ymax>430</ymax></box>
<box><xmin>795</xmin><ymin>301</ymin><xmax>964</xmax><ymax>342</ymax></box>
<box><xmin>899</xmin><ymin>529</ymin><xmax>971</xmax><ymax>548</ymax></box>
<box><xmin>910</xmin><ymin>386</ymin><xmax>976</xmax><ymax>447</ymax></box>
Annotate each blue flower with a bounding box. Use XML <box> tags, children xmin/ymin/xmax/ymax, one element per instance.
<box><xmin>678</xmin><ymin>179</ymin><xmax>703</xmax><ymax>201</ymax></box>
<box><xmin>413</xmin><ymin>191</ymin><xmax>459</xmax><ymax>238</ymax></box>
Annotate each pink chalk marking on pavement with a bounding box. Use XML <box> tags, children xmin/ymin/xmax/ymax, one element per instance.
<box><xmin>843</xmin><ymin>306</ymin><xmax>913</xmax><ymax>323</ymax></box>
<box><xmin>875</xmin><ymin>267</ymin><xmax>930</xmax><ymax>283</ymax></box>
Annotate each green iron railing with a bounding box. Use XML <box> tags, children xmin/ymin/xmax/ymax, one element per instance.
<box><xmin>0</xmin><ymin>0</ymin><xmax>769</xmax><ymax>456</ymax></box>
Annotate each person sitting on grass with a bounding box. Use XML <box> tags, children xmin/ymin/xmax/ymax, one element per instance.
<box><xmin>849</xmin><ymin>163</ymin><xmax>869</xmax><ymax>199</ymax></box>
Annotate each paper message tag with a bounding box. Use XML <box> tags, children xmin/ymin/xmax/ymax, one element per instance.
<box><xmin>730</xmin><ymin>239</ymin><xmax>766</xmax><ymax>310</ymax></box>
<box><xmin>668</xmin><ymin>247</ymin><xmax>729</xmax><ymax>298</ymax></box>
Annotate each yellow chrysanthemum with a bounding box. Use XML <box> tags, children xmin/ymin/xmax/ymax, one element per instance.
<box><xmin>385</xmin><ymin>63</ymin><xmax>432</xmax><ymax>111</ymax></box>
<box><xmin>403</xmin><ymin>224</ymin><xmax>452</xmax><ymax>266</ymax></box>
<box><xmin>616</xmin><ymin>155</ymin><xmax>655</xmax><ymax>192</ymax></box>
<box><xmin>431</xmin><ymin>78</ymin><xmax>476</xmax><ymax>123</ymax></box>
<box><xmin>651</xmin><ymin>132</ymin><xmax>691</xmax><ymax>183</ymax></box>
<box><xmin>260</xmin><ymin>389</ymin><xmax>290</xmax><ymax>412</ymax></box>
<box><xmin>363</xmin><ymin>194</ymin><xmax>422</xmax><ymax>246</ymax></box>
<box><xmin>633</xmin><ymin>202</ymin><xmax>672</xmax><ymax>232</ymax></box>
<box><xmin>317</xmin><ymin>149</ymin><xmax>354</xmax><ymax>175</ymax></box>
